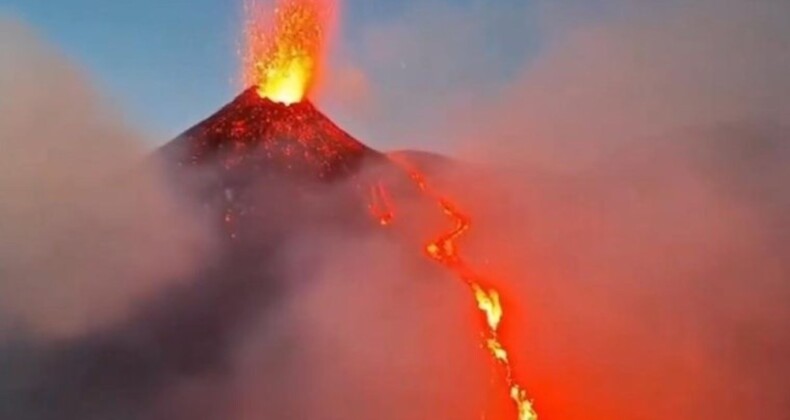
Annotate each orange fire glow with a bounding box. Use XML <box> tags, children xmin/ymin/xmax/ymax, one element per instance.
<box><xmin>374</xmin><ymin>158</ymin><xmax>539</xmax><ymax>420</ymax></box>
<box><xmin>243</xmin><ymin>0</ymin><xmax>329</xmax><ymax>104</ymax></box>
<box><xmin>368</xmin><ymin>181</ymin><xmax>395</xmax><ymax>226</ymax></box>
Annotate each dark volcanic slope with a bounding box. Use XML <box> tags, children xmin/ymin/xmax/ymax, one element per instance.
<box><xmin>160</xmin><ymin>87</ymin><xmax>395</xmax><ymax>243</ymax></box>
<box><xmin>162</xmin><ymin>87</ymin><xmax>381</xmax><ymax>181</ymax></box>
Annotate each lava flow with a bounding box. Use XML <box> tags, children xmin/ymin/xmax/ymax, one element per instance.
<box><xmin>376</xmin><ymin>158</ymin><xmax>539</xmax><ymax>420</ymax></box>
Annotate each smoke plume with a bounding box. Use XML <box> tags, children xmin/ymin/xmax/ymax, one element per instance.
<box><xmin>328</xmin><ymin>0</ymin><xmax>789</xmax><ymax>418</ymax></box>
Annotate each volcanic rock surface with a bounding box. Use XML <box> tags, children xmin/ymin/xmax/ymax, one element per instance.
<box><xmin>162</xmin><ymin>87</ymin><xmax>381</xmax><ymax>180</ymax></box>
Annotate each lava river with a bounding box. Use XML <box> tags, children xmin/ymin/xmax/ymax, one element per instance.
<box><xmin>370</xmin><ymin>157</ymin><xmax>539</xmax><ymax>420</ymax></box>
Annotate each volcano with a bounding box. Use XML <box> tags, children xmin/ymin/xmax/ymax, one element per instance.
<box><xmin>0</xmin><ymin>0</ymin><xmax>537</xmax><ymax>417</ymax></box>
<box><xmin>159</xmin><ymin>87</ymin><xmax>397</xmax><ymax>246</ymax></box>
<box><xmin>158</xmin><ymin>88</ymin><xmax>538</xmax><ymax>419</ymax></box>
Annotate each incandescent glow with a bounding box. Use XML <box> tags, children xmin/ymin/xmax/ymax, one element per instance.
<box><xmin>425</xmin><ymin>191</ymin><xmax>538</xmax><ymax>420</ymax></box>
<box><xmin>368</xmin><ymin>181</ymin><xmax>395</xmax><ymax>226</ymax></box>
<box><xmin>474</xmin><ymin>284</ymin><xmax>503</xmax><ymax>331</ymax></box>
<box><xmin>373</xmin><ymin>157</ymin><xmax>539</xmax><ymax>420</ymax></box>
<box><xmin>243</xmin><ymin>0</ymin><xmax>328</xmax><ymax>104</ymax></box>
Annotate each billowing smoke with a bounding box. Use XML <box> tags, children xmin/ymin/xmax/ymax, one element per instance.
<box><xmin>0</xmin><ymin>17</ymin><xmax>226</xmax><ymax>420</ymax></box>
<box><xmin>325</xmin><ymin>0</ymin><xmax>789</xmax><ymax>418</ymax></box>
<box><xmin>0</xmin><ymin>19</ymin><xmax>211</xmax><ymax>338</ymax></box>
<box><xmin>220</xmin><ymin>234</ymin><xmax>489</xmax><ymax>420</ymax></box>
<box><xmin>326</xmin><ymin>0</ymin><xmax>789</xmax><ymax>418</ymax></box>
<box><xmin>458</xmin><ymin>2</ymin><xmax>790</xmax><ymax>417</ymax></box>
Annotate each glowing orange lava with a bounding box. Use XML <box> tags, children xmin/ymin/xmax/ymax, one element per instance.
<box><xmin>243</xmin><ymin>0</ymin><xmax>329</xmax><ymax>104</ymax></box>
<box><xmin>377</xmin><ymin>158</ymin><xmax>539</xmax><ymax>420</ymax></box>
<box><xmin>368</xmin><ymin>181</ymin><xmax>395</xmax><ymax>226</ymax></box>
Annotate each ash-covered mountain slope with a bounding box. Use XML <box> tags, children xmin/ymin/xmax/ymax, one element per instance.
<box><xmin>0</xmin><ymin>90</ymin><xmax>454</xmax><ymax>420</ymax></box>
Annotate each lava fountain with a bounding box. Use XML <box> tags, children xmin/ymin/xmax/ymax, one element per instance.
<box><xmin>243</xmin><ymin>0</ymin><xmax>333</xmax><ymax>104</ymax></box>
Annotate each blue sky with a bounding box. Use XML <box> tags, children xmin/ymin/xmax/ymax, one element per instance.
<box><xmin>0</xmin><ymin>0</ymin><xmax>575</xmax><ymax>147</ymax></box>
<box><xmin>2</xmin><ymin>0</ymin><xmax>260</xmax><ymax>139</ymax></box>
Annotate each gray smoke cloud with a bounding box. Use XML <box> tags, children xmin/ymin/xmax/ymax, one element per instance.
<box><xmin>0</xmin><ymin>18</ymin><xmax>212</xmax><ymax>338</ymax></box>
<box><xmin>220</xmin><ymin>233</ymin><xmax>489</xmax><ymax>420</ymax></box>
<box><xmin>326</xmin><ymin>0</ymin><xmax>790</xmax><ymax>418</ymax></box>
<box><xmin>355</xmin><ymin>0</ymin><xmax>789</xmax><ymax>418</ymax></box>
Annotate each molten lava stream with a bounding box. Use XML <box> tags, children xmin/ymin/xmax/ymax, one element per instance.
<box><xmin>371</xmin><ymin>158</ymin><xmax>539</xmax><ymax>420</ymax></box>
